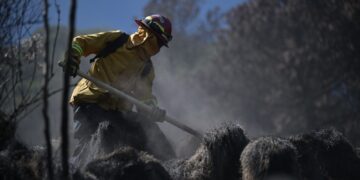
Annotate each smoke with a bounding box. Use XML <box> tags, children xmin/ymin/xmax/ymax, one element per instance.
<box><xmin>151</xmin><ymin>47</ymin><xmax>250</xmax><ymax>157</ymax></box>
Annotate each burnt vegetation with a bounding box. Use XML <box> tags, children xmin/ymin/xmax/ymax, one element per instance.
<box><xmin>75</xmin><ymin>147</ymin><xmax>172</xmax><ymax>180</ymax></box>
<box><xmin>1</xmin><ymin>0</ymin><xmax>360</xmax><ymax>179</ymax></box>
<box><xmin>165</xmin><ymin>124</ymin><xmax>249</xmax><ymax>180</ymax></box>
<box><xmin>1</xmin><ymin>124</ymin><xmax>360</xmax><ymax>180</ymax></box>
<box><xmin>240</xmin><ymin>137</ymin><xmax>300</xmax><ymax>180</ymax></box>
<box><xmin>289</xmin><ymin>128</ymin><xmax>360</xmax><ymax>180</ymax></box>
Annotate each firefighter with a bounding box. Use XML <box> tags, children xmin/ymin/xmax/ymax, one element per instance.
<box><xmin>60</xmin><ymin>14</ymin><xmax>175</xmax><ymax>165</ymax></box>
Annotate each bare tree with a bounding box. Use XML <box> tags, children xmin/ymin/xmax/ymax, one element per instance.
<box><xmin>201</xmin><ymin>0</ymin><xmax>360</xmax><ymax>144</ymax></box>
<box><xmin>0</xmin><ymin>0</ymin><xmax>65</xmax><ymax>178</ymax></box>
<box><xmin>0</xmin><ymin>0</ymin><xmax>43</xmax><ymax>141</ymax></box>
<box><xmin>42</xmin><ymin>0</ymin><xmax>54</xmax><ymax>179</ymax></box>
<box><xmin>61</xmin><ymin>0</ymin><xmax>77</xmax><ymax>178</ymax></box>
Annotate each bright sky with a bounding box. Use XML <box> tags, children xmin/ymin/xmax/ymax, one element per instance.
<box><xmin>49</xmin><ymin>0</ymin><xmax>244</xmax><ymax>33</ymax></box>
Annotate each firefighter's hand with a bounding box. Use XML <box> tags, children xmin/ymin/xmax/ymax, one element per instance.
<box><xmin>58</xmin><ymin>52</ymin><xmax>80</xmax><ymax>77</ymax></box>
<box><xmin>149</xmin><ymin>106</ymin><xmax>166</xmax><ymax>122</ymax></box>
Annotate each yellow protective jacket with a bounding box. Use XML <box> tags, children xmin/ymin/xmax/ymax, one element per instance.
<box><xmin>69</xmin><ymin>29</ymin><xmax>159</xmax><ymax>111</ymax></box>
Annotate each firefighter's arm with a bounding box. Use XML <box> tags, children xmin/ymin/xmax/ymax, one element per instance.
<box><xmin>134</xmin><ymin>67</ymin><xmax>157</xmax><ymax>105</ymax></box>
<box><xmin>59</xmin><ymin>31</ymin><xmax>122</xmax><ymax>76</ymax></box>
<box><xmin>134</xmin><ymin>68</ymin><xmax>166</xmax><ymax>122</ymax></box>
<box><xmin>72</xmin><ymin>30</ymin><xmax>122</xmax><ymax>57</ymax></box>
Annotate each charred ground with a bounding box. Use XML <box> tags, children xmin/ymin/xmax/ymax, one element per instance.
<box><xmin>1</xmin><ymin>122</ymin><xmax>360</xmax><ymax>180</ymax></box>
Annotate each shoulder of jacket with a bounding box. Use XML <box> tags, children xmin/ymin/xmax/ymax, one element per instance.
<box><xmin>105</xmin><ymin>30</ymin><xmax>129</xmax><ymax>40</ymax></box>
<box><xmin>74</xmin><ymin>30</ymin><xmax>122</xmax><ymax>39</ymax></box>
<box><xmin>106</xmin><ymin>30</ymin><xmax>128</xmax><ymax>35</ymax></box>
<box><xmin>86</xmin><ymin>30</ymin><xmax>125</xmax><ymax>37</ymax></box>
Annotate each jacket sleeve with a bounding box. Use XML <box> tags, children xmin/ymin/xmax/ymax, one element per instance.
<box><xmin>72</xmin><ymin>30</ymin><xmax>122</xmax><ymax>57</ymax></box>
<box><xmin>134</xmin><ymin>66</ymin><xmax>157</xmax><ymax>106</ymax></box>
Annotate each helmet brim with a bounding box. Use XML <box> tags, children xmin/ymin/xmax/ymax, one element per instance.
<box><xmin>135</xmin><ymin>19</ymin><xmax>169</xmax><ymax>48</ymax></box>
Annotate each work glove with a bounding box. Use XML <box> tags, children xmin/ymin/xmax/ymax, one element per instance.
<box><xmin>58</xmin><ymin>51</ymin><xmax>80</xmax><ymax>77</ymax></box>
<box><xmin>138</xmin><ymin>97</ymin><xmax>166</xmax><ymax>122</ymax></box>
<box><xmin>148</xmin><ymin>106</ymin><xmax>166</xmax><ymax>122</ymax></box>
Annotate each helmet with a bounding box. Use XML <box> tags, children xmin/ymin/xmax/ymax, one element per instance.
<box><xmin>135</xmin><ymin>14</ymin><xmax>172</xmax><ymax>47</ymax></box>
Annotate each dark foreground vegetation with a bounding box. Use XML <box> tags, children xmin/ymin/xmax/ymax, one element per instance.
<box><xmin>1</xmin><ymin>121</ymin><xmax>360</xmax><ymax>180</ymax></box>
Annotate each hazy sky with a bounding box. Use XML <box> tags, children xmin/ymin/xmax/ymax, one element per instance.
<box><xmin>49</xmin><ymin>0</ymin><xmax>243</xmax><ymax>33</ymax></box>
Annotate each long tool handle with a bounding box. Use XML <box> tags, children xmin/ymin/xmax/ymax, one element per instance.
<box><xmin>73</xmin><ymin>68</ymin><xmax>203</xmax><ymax>139</ymax></box>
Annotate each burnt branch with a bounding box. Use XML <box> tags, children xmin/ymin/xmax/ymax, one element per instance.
<box><xmin>61</xmin><ymin>0</ymin><xmax>77</xmax><ymax>179</ymax></box>
<box><xmin>50</xmin><ymin>0</ymin><xmax>61</xmax><ymax>76</ymax></box>
<box><xmin>42</xmin><ymin>0</ymin><xmax>54</xmax><ymax>179</ymax></box>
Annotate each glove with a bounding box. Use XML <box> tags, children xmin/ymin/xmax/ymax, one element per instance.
<box><xmin>58</xmin><ymin>51</ymin><xmax>80</xmax><ymax>77</ymax></box>
<box><xmin>148</xmin><ymin>106</ymin><xmax>166</xmax><ymax>122</ymax></box>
